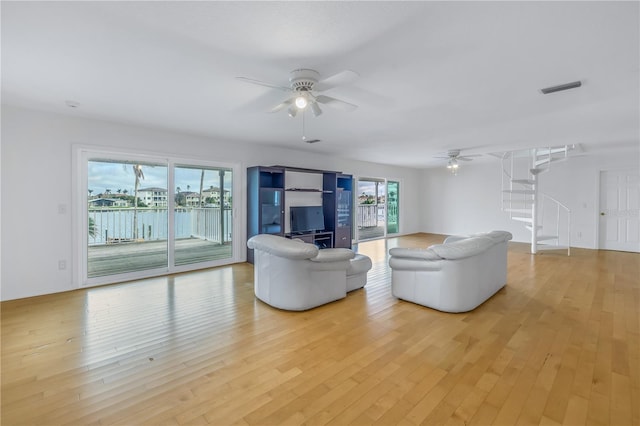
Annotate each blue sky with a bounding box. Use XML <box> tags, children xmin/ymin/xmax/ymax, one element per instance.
<box><xmin>88</xmin><ymin>161</ymin><xmax>232</xmax><ymax>195</ymax></box>
<box><xmin>88</xmin><ymin>160</ymin><xmax>386</xmax><ymax>197</ymax></box>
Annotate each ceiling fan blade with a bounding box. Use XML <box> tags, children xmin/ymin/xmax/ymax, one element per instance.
<box><xmin>315</xmin><ymin>95</ymin><xmax>358</xmax><ymax>112</ymax></box>
<box><xmin>458</xmin><ymin>154</ymin><xmax>482</xmax><ymax>161</ymax></box>
<box><xmin>269</xmin><ymin>97</ymin><xmax>294</xmax><ymax>113</ymax></box>
<box><xmin>315</xmin><ymin>70</ymin><xmax>359</xmax><ymax>91</ymax></box>
<box><xmin>236</xmin><ymin>76</ymin><xmax>291</xmax><ymax>92</ymax></box>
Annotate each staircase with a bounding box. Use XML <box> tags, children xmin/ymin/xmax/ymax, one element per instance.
<box><xmin>501</xmin><ymin>146</ymin><xmax>572</xmax><ymax>255</ymax></box>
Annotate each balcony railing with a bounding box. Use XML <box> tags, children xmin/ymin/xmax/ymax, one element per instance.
<box><xmin>88</xmin><ymin>207</ymin><xmax>232</xmax><ymax>245</ymax></box>
<box><xmin>357</xmin><ymin>204</ymin><xmax>389</xmax><ymax>227</ymax></box>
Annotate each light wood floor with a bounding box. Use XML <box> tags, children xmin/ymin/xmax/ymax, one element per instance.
<box><xmin>2</xmin><ymin>233</ymin><xmax>638</xmax><ymax>425</ymax></box>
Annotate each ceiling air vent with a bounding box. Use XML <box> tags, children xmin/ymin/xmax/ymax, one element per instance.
<box><xmin>540</xmin><ymin>81</ymin><xmax>582</xmax><ymax>94</ymax></box>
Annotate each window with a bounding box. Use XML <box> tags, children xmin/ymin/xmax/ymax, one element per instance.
<box><xmin>76</xmin><ymin>148</ymin><xmax>240</xmax><ymax>287</ymax></box>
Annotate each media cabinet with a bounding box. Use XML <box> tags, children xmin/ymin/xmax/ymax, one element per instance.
<box><xmin>247</xmin><ymin>166</ymin><xmax>352</xmax><ymax>263</ymax></box>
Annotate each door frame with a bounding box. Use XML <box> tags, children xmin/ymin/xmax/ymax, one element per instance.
<box><xmin>354</xmin><ymin>176</ymin><xmax>401</xmax><ymax>242</ymax></box>
<box><xmin>72</xmin><ymin>145</ymin><xmax>243</xmax><ymax>288</ymax></box>
<box><xmin>596</xmin><ymin>167</ymin><xmax>640</xmax><ymax>252</ymax></box>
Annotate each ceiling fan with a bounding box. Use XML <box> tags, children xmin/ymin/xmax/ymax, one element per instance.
<box><xmin>435</xmin><ymin>149</ymin><xmax>481</xmax><ymax>174</ymax></box>
<box><xmin>236</xmin><ymin>68</ymin><xmax>358</xmax><ymax>118</ymax></box>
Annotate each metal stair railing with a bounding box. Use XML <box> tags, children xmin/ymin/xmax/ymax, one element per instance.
<box><xmin>533</xmin><ymin>145</ymin><xmax>570</xmax><ymax>171</ymax></box>
<box><xmin>501</xmin><ymin>152</ymin><xmax>513</xmax><ymax>215</ymax></box>
<box><xmin>501</xmin><ymin>150</ymin><xmax>534</xmax><ymax>220</ymax></box>
<box><xmin>539</xmin><ymin>193</ymin><xmax>571</xmax><ymax>256</ymax></box>
<box><xmin>501</xmin><ymin>146</ymin><xmax>572</xmax><ymax>256</ymax></box>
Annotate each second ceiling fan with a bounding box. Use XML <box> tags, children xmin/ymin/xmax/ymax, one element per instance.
<box><xmin>435</xmin><ymin>149</ymin><xmax>482</xmax><ymax>174</ymax></box>
<box><xmin>236</xmin><ymin>68</ymin><xmax>358</xmax><ymax>118</ymax></box>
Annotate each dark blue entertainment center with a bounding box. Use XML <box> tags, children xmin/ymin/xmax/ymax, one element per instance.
<box><xmin>246</xmin><ymin>165</ymin><xmax>353</xmax><ymax>263</ymax></box>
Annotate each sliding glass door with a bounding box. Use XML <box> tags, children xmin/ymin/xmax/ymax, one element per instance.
<box><xmin>87</xmin><ymin>159</ymin><xmax>169</xmax><ymax>278</ymax></box>
<box><xmin>79</xmin><ymin>149</ymin><xmax>239</xmax><ymax>286</ymax></box>
<box><xmin>174</xmin><ymin>165</ymin><xmax>233</xmax><ymax>266</ymax></box>
<box><xmin>355</xmin><ymin>177</ymin><xmax>400</xmax><ymax>241</ymax></box>
<box><xmin>387</xmin><ymin>180</ymin><xmax>399</xmax><ymax>234</ymax></box>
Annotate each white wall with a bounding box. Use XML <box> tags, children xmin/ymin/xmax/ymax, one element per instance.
<box><xmin>420</xmin><ymin>148</ymin><xmax>640</xmax><ymax>248</ymax></box>
<box><xmin>1</xmin><ymin>106</ymin><xmax>422</xmax><ymax>301</ymax></box>
<box><xmin>4</xmin><ymin>105</ymin><xmax>635</xmax><ymax>301</ymax></box>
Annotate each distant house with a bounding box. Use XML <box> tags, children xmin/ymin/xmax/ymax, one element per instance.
<box><xmin>202</xmin><ymin>187</ymin><xmax>231</xmax><ymax>207</ymax></box>
<box><xmin>183</xmin><ymin>192</ymin><xmax>201</xmax><ymax>207</ymax></box>
<box><xmin>89</xmin><ymin>198</ymin><xmax>128</xmax><ymax>207</ymax></box>
<box><xmin>138</xmin><ymin>187</ymin><xmax>168</xmax><ymax>207</ymax></box>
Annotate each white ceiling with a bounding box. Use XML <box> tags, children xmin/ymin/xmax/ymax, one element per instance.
<box><xmin>2</xmin><ymin>1</ymin><xmax>639</xmax><ymax>168</ymax></box>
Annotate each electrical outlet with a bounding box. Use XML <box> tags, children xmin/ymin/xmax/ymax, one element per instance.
<box><xmin>58</xmin><ymin>260</ymin><xmax>66</xmax><ymax>270</ymax></box>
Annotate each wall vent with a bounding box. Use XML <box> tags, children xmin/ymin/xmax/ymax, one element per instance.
<box><xmin>540</xmin><ymin>81</ymin><xmax>582</xmax><ymax>94</ymax></box>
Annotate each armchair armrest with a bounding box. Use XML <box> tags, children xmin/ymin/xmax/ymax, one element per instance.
<box><xmin>443</xmin><ymin>235</ymin><xmax>468</xmax><ymax>244</ymax></box>
<box><xmin>388</xmin><ymin>247</ymin><xmax>441</xmax><ymax>261</ymax></box>
<box><xmin>247</xmin><ymin>234</ymin><xmax>318</xmax><ymax>259</ymax></box>
<box><xmin>310</xmin><ymin>248</ymin><xmax>356</xmax><ymax>263</ymax></box>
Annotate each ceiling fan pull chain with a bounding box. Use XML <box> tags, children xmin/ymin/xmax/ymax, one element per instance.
<box><xmin>302</xmin><ymin>110</ymin><xmax>306</xmax><ymax>141</ymax></box>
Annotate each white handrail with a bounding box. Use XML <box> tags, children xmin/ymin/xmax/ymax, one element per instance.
<box><xmin>540</xmin><ymin>193</ymin><xmax>571</xmax><ymax>255</ymax></box>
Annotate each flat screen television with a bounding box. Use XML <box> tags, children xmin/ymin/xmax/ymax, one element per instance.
<box><xmin>290</xmin><ymin>206</ymin><xmax>325</xmax><ymax>234</ymax></box>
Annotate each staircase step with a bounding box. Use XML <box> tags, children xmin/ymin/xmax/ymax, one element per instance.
<box><xmin>504</xmin><ymin>208</ymin><xmax>532</xmax><ymax>214</ymax></box>
<box><xmin>512</xmin><ymin>216</ymin><xmax>533</xmax><ymax>223</ymax></box>
<box><xmin>537</xmin><ymin>235</ymin><xmax>559</xmax><ymax>242</ymax></box>
<box><xmin>503</xmin><ymin>189</ymin><xmax>535</xmax><ymax>195</ymax></box>
<box><xmin>502</xmin><ymin>198</ymin><xmax>534</xmax><ymax>204</ymax></box>
<box><xmin>534</xmin><ymin>157</ymin><xmax>568</xmax><ymax>168</ymax></box>
<box><xmin>536</xmin><ymin>244</ymin><xmax>569</xmax><ymax>251</ymax></box>
<box><xmin>511</xmin><ymin>179</ymin><xmax>535</xmax><ymax>185</ymax></box>
<box><xmin>530</xmin><ymin>168</ymin><xmax>548</xmax><ymax>175</ymax></box>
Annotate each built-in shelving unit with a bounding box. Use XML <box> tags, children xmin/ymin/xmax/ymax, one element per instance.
<box><xmin>285</xmin><ymin>188</ymin><xmax>333</xmax><ymax>193</ymax></box>
<box><xmin>247</xmin><ymin>165</ymin><xmax>353</xmax><ymax>263</ymax></box>
<box><xmin>246</xmin><ymin>166</ymin><xmax>285</xmax><ymax>264</ymax></box>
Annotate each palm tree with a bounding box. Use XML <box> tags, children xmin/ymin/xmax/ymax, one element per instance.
<box><xmin>132</xmin><ymin>164</ymin><xmax>144</xmax><ymax>239</ymax></box>
<box><xmin>199</xmin><ymin>170</ymin><xmax>205</xmax><ymax>207</ymax></box>
<box><xmin>88</xmin><ymin>217</ymin><xmax>97</xmax><ymax>239</ymax></box>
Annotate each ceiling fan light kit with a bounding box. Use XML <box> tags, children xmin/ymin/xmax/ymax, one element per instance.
<box><xmin>310</xmin><ymin>102</ymin><xmax>322</xmax><ymax>117</ymax></box>
<box><xmin>294</xmin><ymin>95</ymin><xmax>308</xmax><ymax>109</ymax></box>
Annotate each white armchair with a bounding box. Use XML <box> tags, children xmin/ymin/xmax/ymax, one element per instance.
<box><xmin>388</xmin><ymin>231</ymin><xmax>512</xmax><ymax>312</ymax></box>
<box><xmin>247</xmin><ymin>234</ymin><xmax>366</xmax><ymax>311</ymax></box>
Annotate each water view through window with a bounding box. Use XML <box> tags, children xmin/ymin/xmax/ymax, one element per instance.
<box><xmin>87</xmin><ymin>159</ymin><xmax>233</xmax><ymax>279</ymax></box>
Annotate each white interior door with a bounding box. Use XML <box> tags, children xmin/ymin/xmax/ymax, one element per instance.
<box><xmin>599</xmin><ymin>169</ymin><xmax>640</xmax><ymax>252</ymax></box>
